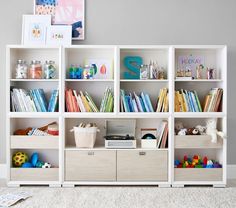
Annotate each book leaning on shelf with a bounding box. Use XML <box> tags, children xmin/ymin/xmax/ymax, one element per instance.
<box><xmin>203</xmin><ymin>88</ymin><xmax>223</xmax><ymax>112</ymax></box>
<box><xmin>11</xmin><ymin>88</ymin><xmax>59</xmax><ymax>112</ymax></box>
<box><xmin>65</xmin><ymin>88</ymin><xmax>113</xmax><ymax>112</ymax></box>
<box><xmin>120</xmin><ymin>90</ymin><xmax>154</xmax><ymax>113</ymax></box>
<box><xmin>175</xmin><ymin>89</ymin><xmax>202</xmax><ymax>112</ymax></box>
<box><xmin>157</xmin><ymin>120</ymin><xmax>168</xmax><ymax>149</ymax></box>
<box><xmin>156</xmin><ymin>88</ymin><xmax>169</xmax><ymax>112</ymax></box>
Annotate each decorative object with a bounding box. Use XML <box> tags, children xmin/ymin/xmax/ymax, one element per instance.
<box><xmin>35</xmin><ymin>0</ymin><xmax>85</xmax><ymax>40</ymax></box>
<box><xmin>29</xmin><ymin>60</ymin><xmax>43</xmax><ymax>79</ymax></box>
<box><xmin>46</xmin><ymin>25</ymin><xmax>72</xmax><ymax>46</ymax></box>
<box><xmin>124</xmin><ymin>56</ymin><xmax>142</xmax><ymax>79</ymax></box>
<box><xmin>140</xmin><ymin>65</ymin><xmax>149</xmax><ymax>79</ymax></box>
<box><xmin>22</xmin><ymin>15</ymin><xmax>51</xmax><ymax>45</ymax></box>
<box><xmin>44</xmin><ymin>60</ymin><xmax>57</xmax><ymax>79</ymax></box>
<box><xmin>205</xmin><ymin>118</ymin><xmax>226</xmax><ymax>143</ymax></box>
<box><xmin>15</xmin><ymin>60</ymin><xmax>28</xmax><ymax>79</ymax></box>
<box><xmin>86</xmin><ymin>59</ymin><xmax>113</xmax><ymax>79</ymax></box>
<box><xmin>141</xmin><ymin>128</ymin><xmax>157</xmax><ymax>148</ymax></box>
<box><xmin>196</xmin><ymin>64</ymin><xmax>204</xmax><ymax>79</ymax></box>
<box><xmin>207</xmin><ymin>68</ymin><xmax>215</xmax><ymax>79</ymax></box>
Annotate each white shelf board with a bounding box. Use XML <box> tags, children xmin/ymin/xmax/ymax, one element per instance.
<box><xmin>174</xmin><ymin>112</ymin><xmax>225</xmax><ymax>118</ymax></box>
<box><xmin>175</xmin><ymin>79</ymin><xmax>223</xmax><ymax>82</ymax></box>
<box><xmin>10</xmin><ymin>79</ymin><xmax>59</xmax><ymax>82</ymax></box>
<box><xmin>117</xmin><ymin>112</ymin><xmax>170</xmax><ymax>118</ymax></box>
<box><xmin>65</xmin><ymin>79</ymin><xmax>114</xmax><ymax>82</ymax></box>
<box><xmin>8</xmin><ymin>112</ymin><xmax>60</xmax><ymax>118</ymax></box>
<box><xmin>63</xmin><ymin>112</ymin><xmax>115</xmax><ymax>118</ymax></box>
<box><xmin>65</xmin><ymin>146</ymin><xmax>168</xmax><ymax>151</ymax></box>
<box><xmin>120</xmin><ymin>79</ymin><xmax>168</xmax><ymax>83</ymax></box>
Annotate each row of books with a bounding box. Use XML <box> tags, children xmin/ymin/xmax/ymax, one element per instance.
<box><xmin>203</xmin><ymin>88</ymin><xmax>223</xmax><ymax>112</ymax></box>
<box><xmin>120</xmin><ymin>90</ymin><xmax>154</xmax><ymax>112</ymax></box>
<box><xmin>175</xmin><ymin>89</ymin><xmax>202</xmax><ymax>112</ymax></box>
<box><xmin>157</xmin><ymin>120</ymin><xmax>168</xmax><ymax>149</ymax></box>
<box><xmin>65</xmin><ymin>88</ymin><xmax>114</xmax><ymax>112</ymax></box>
<box><xmin>11</xmin><ymin>88</ymin><xmax>58</xmax><ymax>112</ymax></box>
<box><xmin>156</xmin><ymin>88</ymin><xmax>169</xmax><ymax>112</ymax></box>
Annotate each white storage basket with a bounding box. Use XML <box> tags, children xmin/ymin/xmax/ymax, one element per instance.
<box><xmin>71</xmin><ymin>126</ymin><xmax>100</xmax><ymax>148</ymax></box>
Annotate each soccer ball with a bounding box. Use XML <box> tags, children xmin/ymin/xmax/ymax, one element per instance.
<box><xmin>12</xmin><ymin>152</ymin><xmax>28</xmax><ymax>167</ymax></box>
<box><xmin>42</xmin><ymin>162</ymin><xmax>51</xmax><ymax>168</ymax></box>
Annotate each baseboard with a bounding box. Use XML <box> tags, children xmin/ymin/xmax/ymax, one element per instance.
<box><xmin>0</xmin><ymin>164</ymin><xmax>236</xmax><ymax>179</ymax></box>
<box><xmin>0</xmin><ymin>164</ymin><xmax>7</xmax><ymax>179</ymax></box>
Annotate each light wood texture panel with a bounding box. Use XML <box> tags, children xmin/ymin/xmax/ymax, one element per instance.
<box><xmin>117</xmin><ymin>150</ymin><xmax>168</xmax><ymax>181</ymax></box>
<box><xmin>11</xmin><ymin>136</ymin><xmax>59</xmax><ymax>149</ymax></box>
<box><xmin>11</xmin><ymin>168</ymin><xmax>59</xmax><ymax>181</ymax></box>
<box><xmin>65</xmin><ymin>150</ymin><xmax>116</xmax><ymax>181</ymax></box>
<box><xmin>175</xmin><ymin>135</ymin><xmax>223</xmax><ymax>149</ymax></box>
<box><xmin>174</xmin><ymin>168</ymin><xmax>223</xmax><ymax>181</ymax></box>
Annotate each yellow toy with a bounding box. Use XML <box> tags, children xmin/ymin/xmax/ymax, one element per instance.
<box><xmin>12</xmin><ymin>152</ymin><xmax>28</xmax><ymax>167</ymax></box>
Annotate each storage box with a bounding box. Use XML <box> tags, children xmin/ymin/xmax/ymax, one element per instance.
<box><xmin>71</xmin><ymin>126</ymin><xmax>99</xmax><ymax>148</ymax></box>
<box><xmin>141</xmin><ymin>128</ymin><xmax>157</xmax><ymax>148</ymax></box>
<box><xmin>141</xmin><ymin>139</ymin><xmax>157</xmax><ymax>148</ymax></box>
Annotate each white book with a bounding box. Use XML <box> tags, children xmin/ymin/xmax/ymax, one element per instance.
<box><xmin>13</xmin><ymin>89</ymin><xmax>24</xmax><ymax>112</ymax></box>
<box><xmin>19</xmin><ymin>89</ymin><xmax>28</xmax><ymax>112</ymax></box>
<box><xmin>132</xmin><ymin>98</ymin><xmax>138</xmax><ymax>112</ymax></box>
<box><xmin>156</xmin><ymin>121</ymin><xmax>167</xmax><ymax>148</ymax></box>
<box><xmin>77</xmin><ymin>95</ymin><xmax>86</xmax><ymax>112</ymax></box>
<box><xmin>134</xmin><ymin>92</ymin><xmax>143</xmax><ymax>112</ymax></box>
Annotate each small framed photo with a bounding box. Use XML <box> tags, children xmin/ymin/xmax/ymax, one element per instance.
<box><xmin>34</xmin><ymin>0</ymin><xmax>85</xmax><ymax>40</ymax></box>
<box><xmin>22</xmin><ymin>15</ymin><xmax>51</xmax><ymax>45</ymax></box>
<box><xmin>46</xmin><ymin>25</ymin><xmax>72</xmax><ymax>46</ymax></box>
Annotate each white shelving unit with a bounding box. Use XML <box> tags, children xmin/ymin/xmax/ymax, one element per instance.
<box><xmin>6</xmin><ymin>45</ymin><xmax>227</xmax><ymax>187</ymax></box>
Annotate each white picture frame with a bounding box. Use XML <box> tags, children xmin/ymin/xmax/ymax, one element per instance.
<box><xmin>22</xmin><ymin>15</ymin><xmax>51</xmax><ymax>45</ymax></box>
<box><xmin>34</xmin><ymin>0</ymin><xmax>85</xmax><ymax>40</ymax></box>
<box><xmin>46</xmin><ymin>25</ymin><xmax>72</xmax><ymax>46</ymax></box>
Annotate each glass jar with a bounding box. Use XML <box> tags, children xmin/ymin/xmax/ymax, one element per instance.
<box><xmin>140</xmin><ymin>64</ymin><xmax>149</xmax><ymax>79</ymax></box>
<box><xmin>44</xmin><ymin>60</ymin><xmax>56</xmax><ymax>79</ymax></box>
<box><xmin>29</xmin><ymin>60</ymin><xmax>43</xmax><ymax>79</ymax></box>
<box><xmin>69</xmin><ymin>64</ymin><xmax>77</xmax><ymax>79</ymax></box>
<box><xmin>15</xmin><ymin>60</ymin><xmax>28</xmax><ymax>79</ymax></box>
<box><xmin>83</xmin><ymin>65</ymin><xmax>94</xmax><ymax>79</ymax></box>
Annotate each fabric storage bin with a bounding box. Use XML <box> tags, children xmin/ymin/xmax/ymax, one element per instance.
<box><xmin>71</xmin><ymin>126</ymin><xmax>99</xmax><ymax>148</ymax></box>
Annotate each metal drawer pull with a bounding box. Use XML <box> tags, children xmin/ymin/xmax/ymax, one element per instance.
<box><xmin>88</xmin><ymin>151</ymin><xmax>94</xmax><ymax>156</ymax></box>
<box><xmin>139</xmin><ymin>152</ymin><xmax>146</xmax><ymax>156</ymax></box>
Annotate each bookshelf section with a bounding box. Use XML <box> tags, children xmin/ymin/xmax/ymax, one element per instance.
<box><xmin>6</xmin><ymin>45</ymin><xmax>226</xmax><ymax>187</ymax></box>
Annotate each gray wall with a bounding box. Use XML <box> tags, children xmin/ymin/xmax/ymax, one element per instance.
<box><xmin>0</xmin><ymin>0</ymin><xmax>235</xmax><ymax>164</ymax></box>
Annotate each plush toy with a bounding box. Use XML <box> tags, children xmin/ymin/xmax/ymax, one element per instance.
<box><xmin>186</xmin><ymin>128</ymin><xmax>200</xmax><ymax>135</ymax></box>
<box><xmin>175</xmin><ymin>121</ymin><xmax>184</xmax><ymax>135</ymax></box>
<box><xmin>206</xmin><ymin>118</ymin><xmax>226</xmax><ymax>143</ymax></box>
<box><xmin>12</xmin><ymin>152</ymin><xmax>28</xmax><ymax>167</ymax></box>
<box><xmin>178</xmin><ymin>128</ymin><xmax>187</xmax><ymax>135</ymax></box>
<box><xmin>195</xmin><ymin>125</ymin><xmax>206</xmax><ymax>135</ymax></box>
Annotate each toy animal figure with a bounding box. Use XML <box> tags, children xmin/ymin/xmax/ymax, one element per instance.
<box><xmin>187</xmin><ymin>128</ymin><xmax>200</xmax><ymax>135</ymax></box>
<box><xmin>178</xmin><ymin>128</ymin><xmax>187</xmax><ymax>136</ymax></box>
<box><xmin>175</xmin><ymin>121</ymin><xmax>184</xmax><ymax>135</ymax></box>
<box><xmin>206</xmin><ymin>118</ymin><xmax>226</xmax><ymax>143</ymax></box>
<box><xmin>195</xmin><ymin>125</ymin><xmax>206</xmax><ymax>135</ymax></box>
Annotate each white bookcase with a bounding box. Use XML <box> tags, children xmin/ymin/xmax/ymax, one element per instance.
<box><xmin>6</xmin><ymin>45</ymin><xmax>227</xmax><ymax>187</ymax></box>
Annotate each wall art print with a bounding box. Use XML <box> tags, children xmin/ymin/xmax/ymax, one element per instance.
<box><xmin>35</xmin><ymin>0</ymin><xmax>85</xmax><ymax>40</ymax></box>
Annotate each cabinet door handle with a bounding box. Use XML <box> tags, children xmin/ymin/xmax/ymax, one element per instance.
<box><xmin>88</xmin><ymin>151</ymin><xmax>94</xmax><ymax>156</ymax></box>
<box><xmin>139</xmin><ymin>151</ymin><xmax>146</xmax><ymax>156</ymax></box>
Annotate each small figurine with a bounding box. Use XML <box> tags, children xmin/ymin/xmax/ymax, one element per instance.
<box><xmin>207</xmin><ymin>68</ymin><xmax>215</xmax><ymax>79</ymax></box>
<box><xmin>158</xmin><ymin>69</ymin><xmax>165</xmax><ymax>79</ymax></box>
<box><xmin>196</xmin><ymin>64</ymin><xmax>204</xmax><ymax>79</ymax></box>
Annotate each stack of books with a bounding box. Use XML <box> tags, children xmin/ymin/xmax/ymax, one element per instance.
<box><xmin>100</xmin><ymin>88</ymin><xmax>114</xmax><ymax>112</ymax></box>
<box><xmin>157</xmin><ymin>120</ymin><xmax>168</xmax><ymax>149</ymax></box>
<box><xmin>120</xmin><ymin>90</ymin><xmax>154</xmax><ymax>112</ymax></box>
<box><xmin>203</xmin><ymin>88</ymin><xmax>223</xmax><ymax>112</ymax></box>
<box><xmin>65</xmin><ymin>88</ymin><xmax>113</xmax><ymax>112</ymax></box>
<box><xmin>156</xmin><ymin>88</ymin><xmax>169</xmax><ymax>112</ymax></box>
<box><xmin>11</xmin><ymin>88</ymin><xmax>58</xmax><ymax>112</ymax></box>
<box><xmin>175</xmin><ymin>89</ymin><xmax>202</xmax><ymax>112</ymax></box>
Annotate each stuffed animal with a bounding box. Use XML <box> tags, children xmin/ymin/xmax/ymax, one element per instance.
<box><xmin>175</xmin><ymin>121</ymin><xmax>184</xmax><ymax>135</ymax></box>
<box><xmin>187</xmin><ymin>128</ymin><xmax>200</xmax><ymax>135</ymax></box>
<box><xmin>195</xmin><ymin>125</ymin><xmax>206</xmax><ymax>135</ymax></box>
<box><xmin>206</xmin><ymin>118</ymin><xmax>226</xmax><ymax>143</ymax></box>
<box><xmin>178</xmin><ymin>128</ymin><xmax>187</xmax><ymax>135</ymax></box>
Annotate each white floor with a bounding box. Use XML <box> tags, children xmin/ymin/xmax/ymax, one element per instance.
<box><xmin>0</xmin><ymin>180</ymin><xmax>236</xmax><ymax>208</ymax></box>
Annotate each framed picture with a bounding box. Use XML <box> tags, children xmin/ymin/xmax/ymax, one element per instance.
<box><xmin>22</xmin><ymin>15</ymin><xmax>51</xmax><ymax>45</ymax></box>
<box><xmin>85</xmin><ymin>59</ymin><xmax>114</xmax><ymax>79</ymax></box>
<box><xmin>34</xmin><ymin>0</ymin><xmax>85</xmax><ymax>40</ymax></box>
<box><xmin>46</xmin><ymin>25</ymin><xmax>72</xmax><ymax>46</ymax></box>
